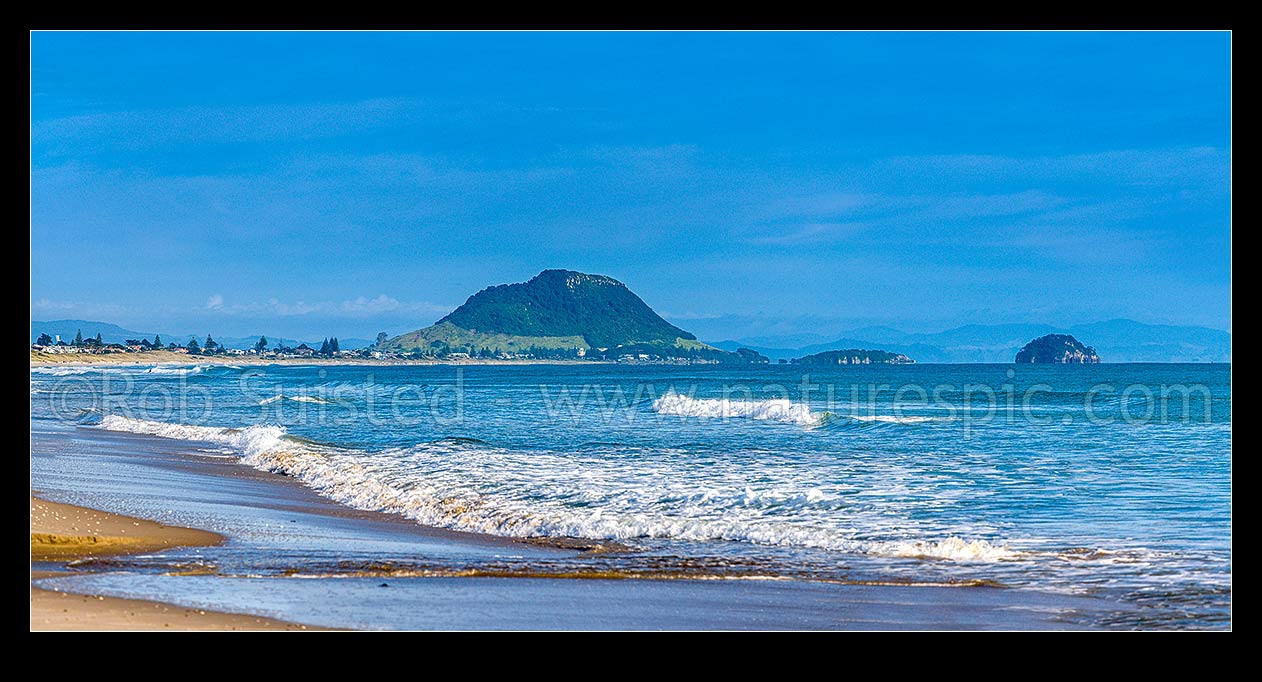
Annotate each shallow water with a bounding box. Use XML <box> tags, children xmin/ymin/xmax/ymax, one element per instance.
<box><xmin>30</xmin><ymin>362</ymin><xmax>1230</xmax><ymax>628</ymax></box>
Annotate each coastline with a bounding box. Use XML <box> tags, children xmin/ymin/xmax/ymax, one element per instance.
<box><xmin>30</xmin><ymin>494</ymin><xmax>322</xmax><ymax>631</ymax></box>
<box><xmin>29</xmin><ymin>421</ymin><xmax>1124</xmax><ymax>629</ymax></box>
<box><xmin>31</xmin><ymin>349</ymin><xmax>609</xmax><ymax>367</ymax></box>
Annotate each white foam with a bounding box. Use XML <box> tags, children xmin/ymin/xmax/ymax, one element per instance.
<box><xmin>94</xmin><ymin>415</ymin><xmax>1037</xmax><ymax>563</ymax></box>
<box><xmin>30</xmin><ymin>365</ymin><xmax>132</xmax><ymax>376</ymax></box>
<box><xmin>143</xmin><ymin>365</ymin><xmax>209</xmax><ymax>376</ymax></box>
<box><xmin>652</xmin><ymin>392</ymin><xmax>821</xmax><ymax>427</ymax></box>
<box><xmin>882</xmin><ymin>537</ymin><xmax>1021</xmax><ymax>561</ymax></box>
<box><xmin>847</xmin><ymin>414</ymin><xmax>939</xmax><ymax>424</ymax></box>
<box><xmin>255</xmin><ymin>394</ymin><xmax>331</xmax><ymax>405</ymax></box>
<box><xmin>97</xmin><ymin>415</ymin><xmax>286</xmax><ymax>458</ymax></box>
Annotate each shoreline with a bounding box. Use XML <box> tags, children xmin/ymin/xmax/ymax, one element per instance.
<box><xmin>30</xmin><ymin>494</ymin><xmax>323</xmax><ymax>631</ymax></box>
<box><xmin>31</xmin><ymin>349</ymin><xmax>609</xmax><ymax>367</ymax></box>
<box><xmin>29</xmin><ymin>424</ymin><xmax>1127</xmax><ymax>629</ymax></box>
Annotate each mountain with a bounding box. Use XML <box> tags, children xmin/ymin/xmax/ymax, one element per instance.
<box><xmin>792</xmin><ymin>349</ymin><xmax>914</xmax><ymax>365</ymax></box>
<box><xmin>30</xmin><ymin>320</ymin><xmax>372</xmax><ymax>351</ymax></box>
<box><xmin>436</xmin><ymin>269</ymin><xmax>694</xmax><ymax>348</ymax></box>
<box><xmin>710</xmin><ymin>319</ymin><xmax>1229</xmax><ymax>363</ymax></box>
<box><xmin>1015</xmin><ymin>334</ymin><xmax>1101</xmax><ymax>363</ymax></box>
<box><xmin>384</xmin><ymin>270</ymin><xmax>756</xmax><ymax>362</ymax></box>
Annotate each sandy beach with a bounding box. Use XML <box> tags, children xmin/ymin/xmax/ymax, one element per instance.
<box><xmin>31</xmin><ymin>494</ymin><xmax>321</xmax><ymax>631</ymax></box>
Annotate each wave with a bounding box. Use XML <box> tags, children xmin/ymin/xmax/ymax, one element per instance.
<box><xmin>97</xmin><ymin>415</ymin><xmax>287</xmax><ymax>458</ymax></box>
<box><xmin>30</xmin><ymin>365</ymin><xmax>133</xmax><ymax>376</ymax></box>
<box><xmin>143</xmin><ymin>365</ymin><xmax>209</xmax><ymax>376</ymax></box>
<box><xmin>288</xmin><ymin>395</ymin><xmax>331</xmax><ymax>404</ymax></box>
<box><xmin>652</xmin><ymin>392</ymin><xmax>821</xmax><ymax>427</ymax></box>
<box><xmin>31</xmin><ymin>364</ymin><xmax>218</xmax><ymax>377</ymax></box>
<box><xmin>93</xmin><ymin>415</ymin><xmax>1030</xmax><ymax>563</ymax></box>
<box><xmin>255</xmin><ymin>394</ymin><xmax>333</xmax><ymax>405</ymax></box>
<box><xmin>845</xmin><ymin>414</ymin><xmax>941</xmax><ymax>424</ymax></box>
<box><xmin>883</xmin><ymin>537</ymin><xmax>1021</xmax><ymax>561</ymax></box>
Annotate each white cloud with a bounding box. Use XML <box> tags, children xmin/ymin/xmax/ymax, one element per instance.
<box><xmin>205</xmin><ymin>295</ymin><xmax>453</xmax><ymax>320</ymax></box>
<box><xmin>750</xmin><ymin>222</ymin><xmax>866</xmax><ymax>245</ymax></box>
<box><xmin>205</xmin><ymin>294</ymin><xmax>224</xmax><ymax>310</ymax></box>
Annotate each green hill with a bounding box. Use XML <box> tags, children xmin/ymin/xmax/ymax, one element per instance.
<box><xmin>383</xmin><ymin>270</ymin><xmax>759</xmax><ymax>362</ymax></box>
<box><xmin>436</xmin><ymin>269</ymin><xmax>694</xmax><ymax>348</ymax></box>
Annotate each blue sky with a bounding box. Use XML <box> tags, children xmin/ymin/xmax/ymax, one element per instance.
<box><xmin>31</xmin><ymin>32</ymin><xmax>1231</xmax><ymax>341</ymax></box>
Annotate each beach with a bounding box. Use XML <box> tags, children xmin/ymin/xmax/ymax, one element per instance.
<box><xmin>31</xmin><ymin>494</ymin><xmax>320</xmax><ymax>631</ymax></box>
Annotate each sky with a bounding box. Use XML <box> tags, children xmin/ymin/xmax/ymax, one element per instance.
<box><xmin>31</xmin><ymin>31</ymin><xmax>1231</xmax><ymax>342</ymax></box>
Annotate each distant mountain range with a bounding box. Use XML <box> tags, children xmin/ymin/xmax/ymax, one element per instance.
<box><xmin>710</xmin><ymin>319</ymin><xmax>1230</xmax><ymax>363</ymax></box>
<box><xmin>30</xmin><ymin>320</ymin><xmax>374</xmax><ymax>351</ymax></box>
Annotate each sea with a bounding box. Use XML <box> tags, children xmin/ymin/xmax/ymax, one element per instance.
<box><xmin>30</xmin><ymin>362</ymin><xmax>1231</xmax><ymax>629</ymax></box>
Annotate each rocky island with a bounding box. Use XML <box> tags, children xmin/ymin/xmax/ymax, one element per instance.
<box><xmin>1014</xmin><ymin>334</ymin><xmax>1101</xmax><ymax>363</ymax></box>
<box><xmin>791</xmin><ymin>349</ymin><xmax>914</xmax><ymax>365</ymax></box>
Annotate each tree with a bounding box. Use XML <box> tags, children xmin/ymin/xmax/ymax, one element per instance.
<box><xmin>36</xmin><ymin>333</ymin><xmax>53</xmax><ymax>346</ymax></box>
<box><xmin>187</xmin><ymin>337</ymin><xmax>201</xmax><ymax>354</ymax></box>
<box><xmin>254</xmin><ymin>336</ymin><xmax>268</xmax><ymax>353</ymax></box>
<box><xmin>330</xmin><ymin>337</ymin><xmax>340</xmax><ymax>354</ymax></box>
<box><xmin>74</xmin><ymin>329</ymin><xmax>84</xmax><ymax>346</ymax></box>
<box><xmin>153</xmin><ymin>335</ymin><xmax>162</xmax><ymax>349</ymax></box>
<box><xmin>94</xmin><ymin>332</ymin><xmax>103</xmax><ymax>347</ymax></box>
<box><xmin>204</xmin><ymin>335</ymin><xmax>218</xmax><ymax>353</ymax></box>
<box><xmin>376</xmin><ymin>332</ymin><xmax>388</xmax><ymax>347</ymax></box>
<box><xmin>319</xmin><ymin>338</ymin><xmax>330</xmax><ymax>355</ymax></box>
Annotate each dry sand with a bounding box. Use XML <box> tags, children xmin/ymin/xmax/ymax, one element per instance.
<box><xmin>30</xmin><ymin>494</ymin><xmax>322</xmax><ymax>631</ymax></box>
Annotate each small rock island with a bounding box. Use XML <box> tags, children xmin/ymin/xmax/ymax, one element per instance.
<box><xmin>792</xmin><ymin>349</ymin><xmax>914</xmax><ymax>365</ymax></box>
<box><xmin>1015</xmin><ymin>334</ymin><xmax>1101</xmax><ymax>364</ymax></box>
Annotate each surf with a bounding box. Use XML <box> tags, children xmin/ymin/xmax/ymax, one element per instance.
<box><xmin>652</xmin><ymin>392</ymin><xmax>822</xmax><ymax>427</ymax></box>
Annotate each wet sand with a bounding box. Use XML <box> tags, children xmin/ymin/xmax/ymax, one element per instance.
<box><xmin>32</xmin><ymin>581</ymin><xmax>320</xmax><ymax>631</ymax></box>
<box><xmin>30</xmin><ymin>494</ymin><xmax>322</xmax><ymax>631</ymax></box>
<box><xmin>32</xmin><ymin>494</ymin><xmax>222</xmax><ymax>561</ymax></box>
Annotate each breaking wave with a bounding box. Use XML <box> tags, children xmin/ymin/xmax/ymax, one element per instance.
<box><xmin>256</xmin><ymin>394</ymin><xmax>333</xmax><ymax>405</ymax></box>
<box><xmin>94</xmin><ymin>415</ymin><xmax>1025</xmax><ymax>563</ymax></box>
<box><xmin>652</xmin><ymin>392</ymin><xmax>821</xmax><ymax>427</ymax></box>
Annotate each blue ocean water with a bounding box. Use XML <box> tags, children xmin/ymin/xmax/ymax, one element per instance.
<box><xmin>30</xmin><ymin>362</ymin><xmax>1231</xmax><ymax>627</ymax></box>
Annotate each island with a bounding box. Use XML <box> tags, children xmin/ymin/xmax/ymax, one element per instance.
<box><xmin>380</xmin><ymin>269</ymin><xmax>767</xmax><ymax>364</ymax></box>
<box><xmin>790</xmin><ymin>349</ymin><xmax>914</xmax><ymax>365</ymax></box>
<box><xmin>1014</xmin><ymin>334</ymin><xmax>1101</xmax><ymax>363</ymax></box>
